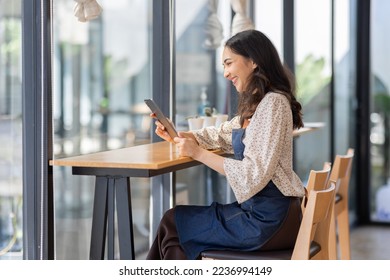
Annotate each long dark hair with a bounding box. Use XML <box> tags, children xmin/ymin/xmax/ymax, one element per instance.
<box><xmin>225</xmin><ymin>29</ymin><xmax>304</xmax><ymax>129</ymax></box>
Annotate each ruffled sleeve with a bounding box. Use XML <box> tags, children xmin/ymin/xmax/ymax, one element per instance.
<box><xmin>192</xmin><ymin>116</ymin><xmax>241</xmax><ymax>154</ymax></box>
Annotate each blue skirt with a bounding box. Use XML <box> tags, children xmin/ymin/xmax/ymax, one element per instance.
<box><xmin>175</xmin><ymin>181</ymin><xmax>296</xmax><ymax>260</ymax></box>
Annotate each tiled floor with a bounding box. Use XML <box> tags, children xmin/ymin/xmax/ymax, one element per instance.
<box><xmin>350</xmin><ymin>225</ymin><xmax>390</xmax><ymax>260</ymax></box>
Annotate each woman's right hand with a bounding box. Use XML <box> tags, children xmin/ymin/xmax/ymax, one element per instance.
<box><xmin>154</xmin><ymin>117</ymin><xmax>175</xmax><ymax>143</ymax></box>
<box><xmin>151</xmin><ymin>113</ymin><xmax>178</xmax><ymax>143</ymax></box>
<box><xmin>151</xmin><ymin>113</ymin><xmax>195</xmax><ymax>143</ymax></box>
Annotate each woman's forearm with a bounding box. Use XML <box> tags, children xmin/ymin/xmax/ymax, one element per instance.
<box><xmin>192</xmin><ymin>148</ymin><xmax>226</xmax><ymax>175</ymax></box>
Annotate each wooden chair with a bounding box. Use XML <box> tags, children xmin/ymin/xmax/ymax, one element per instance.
<box><xmin>201</xmin><ymin>167</ymin><xmax>336</xmax><ymax>260</ymax></box>
<box><xmin>328</xmin><ymin>148</ymin><xmax>354</xmax><ymax>260</ymax></box>
<box><xmin>302</xmin><ymin>163</ymin><xmax>332</xmax><ymax>211</ymax></box>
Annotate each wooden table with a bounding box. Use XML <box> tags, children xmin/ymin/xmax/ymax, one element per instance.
<box><xmin>293</xmin><ymin>122</ymin><xmax>325</xmax><ymax>137</ymax></box>
<box><xmin>50</xmin><ymin>141</ymin><xmax>223</xmax><ymax>260</ymax></box>
<box><xmin>49</xmin><ymin>122</ymin><xmax>324</xmax><ymax>260</ymax></box>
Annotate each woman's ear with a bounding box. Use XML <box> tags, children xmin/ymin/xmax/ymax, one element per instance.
<box><xmin>252</xmin><ymin>61</ymin><xmax>258</xmax><ymax>70</ymax></box>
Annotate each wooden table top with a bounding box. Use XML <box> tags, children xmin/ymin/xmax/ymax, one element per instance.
<box><xmin>50</xmin><ymin>122</ymin><xmax>324</xmax><ymax>170</ymax></box>
<box><xmin>293</xmin><ymin>122</ymin><xmax>324</xmax><ymax>137</ymax></box>
<box><xmin>50</xmin><ymin>141</ymin><xmax>224</xmax><ymax>170</ymax></box>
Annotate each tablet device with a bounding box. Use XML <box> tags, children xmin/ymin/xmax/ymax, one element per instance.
<box><xmin>144</xmin><ymin>99</ymin><xmax>178</xmax><ymax>139</ymax></box>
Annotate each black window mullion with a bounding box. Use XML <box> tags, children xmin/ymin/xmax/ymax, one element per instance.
<box><xmin>22</xmin><ymin>0</ymin><xmax>53</xmax><ymax>260</ymax></box>
<box><xmin>355</xmin><ymin>0</ymin><xmax>371</xmax><ymax>224</ymax></box>
<box><xmin>330</xmin><ymin>0</ymin><xmax>335</xmax><ymax>161</ymax></box>
<box><xmin>283</xmin><ymin>0</ymin><xmax>295</xmax><ymax>74</ymax></box>
<box><xmin>150</xmin><ymin>0</ymin><xmax>175</xmax><ymax>240</ymax></box>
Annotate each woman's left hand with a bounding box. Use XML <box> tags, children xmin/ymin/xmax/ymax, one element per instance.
<box><xmin>175</xmin><ymin>132</ymin><xmax>225</xmax><ymax>175</ymax></box>
<box><xmin>174</xmin><ymin>132</ymin><xmax>202</xmax><ymax>159</ymax></box>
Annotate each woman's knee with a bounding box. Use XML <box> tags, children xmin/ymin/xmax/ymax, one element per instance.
<box><xmin>160</xmin><ymin>208</ymin><xmax>176</xmax><ymax>229</ymax></box>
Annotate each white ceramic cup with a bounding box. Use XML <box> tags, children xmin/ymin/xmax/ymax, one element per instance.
<box><xmin>188</xmin><ymin>117</ymin><xmax>204</xmax><ymax>130</ymax></box>
<box><xmin>214</xmin><ymin>114</ymin><xmax>229</xmax><ymax>128</ymax></box>
<box><xmin>202</xmin><ymin>116</ymin><xmax>217</xmax><ymax>128</ymax></box>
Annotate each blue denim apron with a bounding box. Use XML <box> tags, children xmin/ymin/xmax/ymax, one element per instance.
<box><xmin>175</xmin><ymin>128</ymin><xmax>293</xmax><ymax>260</ymax></box>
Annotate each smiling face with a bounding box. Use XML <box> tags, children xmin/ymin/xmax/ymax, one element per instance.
<box><xmin>222</xmin><ymin>47</ymin><xmax>257</xmax><ymax>93</ymax></box>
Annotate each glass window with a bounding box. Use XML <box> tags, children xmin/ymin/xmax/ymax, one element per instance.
<box><xmin>294</xmin><ymin>0</ymin><xmax>332</xmax><ymax>181</ymax></box>
<box><xmin>52</xmin><ymin>0</ymin><xmax>153</xmax><ymax>259</ymax></box>
<box><xmin>174</xmin><ymin>0</ymin><xmax>233</xmax><ymax>206</ymax></box>
<box><xmin>333</xmin><ymin>0</ymin><xmax>357</xmax><ymax>222</ymax></box>
<box><xmin>254</xmin><ymin>0</ymin><xmax>283</xmax><ymax>56</ymax></box>
<box><xmin>370</xmin><ymin>0</ymin><xmax>390</xmax><ymax>223</ymax></box>
<box><xmin>0</xmin><ymin>0</ymin><xmax>23</xmax><ymax>260</ymax></box>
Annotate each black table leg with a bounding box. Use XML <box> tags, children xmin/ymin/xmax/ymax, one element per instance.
<box><xmin>115</xmin><ymin>177</ymin><xmax>135</xmax><ymax>260</ymax></box>
<box><xmin>89</xmin><ymin>176</ymin><xmax>135</xmax><ymax>260</ymax></box>
<box><xmin>90</xmin><ymin>176</ymin><xmax>108</xmax><ymax>260</ymax></box>
<box><xmin>107</xmin><ymin>178</ymin><xmax>115</xmax><ymax>259</ymax></box>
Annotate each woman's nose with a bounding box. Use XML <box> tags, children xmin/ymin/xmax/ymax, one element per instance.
<box><xmin>223</xmin><ymin>69</ymin><xmax>229</xmax><ymax>78</ymax></box>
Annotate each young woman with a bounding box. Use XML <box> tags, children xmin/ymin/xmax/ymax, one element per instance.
<box><xmin>147</xmin><ymin>29</ymin><xmax>305</xmax><ymax>260</ymax></box>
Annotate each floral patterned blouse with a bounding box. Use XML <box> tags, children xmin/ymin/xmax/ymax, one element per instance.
<box><xmin>193</xmin><ymin>92</ymin><xmax>305</xmax><ymax>203</ymax></box>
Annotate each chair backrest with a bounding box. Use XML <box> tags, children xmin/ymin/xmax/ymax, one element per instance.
<box><xmin>329</xmin><ymin>148</ymin><xmax>354</xmax><ymax>199</ymax></box>
<box><xmin>328</xmin><ymin>148</ymin><xmax>355</xmax><ymax>259</ymax></box>
<box><xmin>302</xmin><ymin>166</ymin><xmax>331</xmax><ymax>212</ymax></box>
<box><xmin>292</xmin><ymin>181</ymin><xmax>336</xmax><ymax>260</ymax></box>
<box><xmin>306</xmin><ymin>165</ymin><xmax>331</xmax><ymax>193</ymax></box>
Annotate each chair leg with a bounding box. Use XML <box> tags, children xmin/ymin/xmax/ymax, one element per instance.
<box><xmin>337</xmin><ymin>209</ymin><xmax>351</xmax><ymax>260</ymax></box>
<box><xmin>328</xmin><ymin>210</ymin><xmax>338</xmax><ymax>260</ymax></box>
